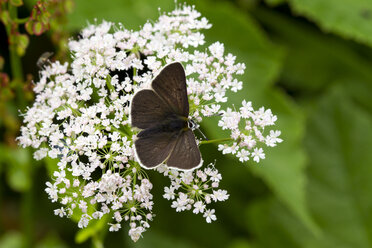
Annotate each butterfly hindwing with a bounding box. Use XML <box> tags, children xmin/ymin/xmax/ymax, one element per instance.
<box><xmin>151</xmin><ymin>62</ymin><xmax>189</xmax><ymax>117</ymax></box>
<box><xmin>167</xmin><ymin>129</ymin><xmax>201</xmax><ymax>170</ymax></box>
<box><xmin>135</xmin><ymin>128</ymin><xmax>178</xmax><ymax>168</ymax></box>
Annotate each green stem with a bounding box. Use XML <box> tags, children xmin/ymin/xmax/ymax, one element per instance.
<box><xmin>14</xmin><ymin>17</ymin><xmax>29</xmax><ymax>24</ymax></box>
<box><xmin>92</xmin><ymin>236</ymin><xmax>103</xmax><ymax>248</ymax></box>
<box><xmin>67</xmin><ymin>104</ymin><xmax>81</xmax><ymax>116</ymax></box>
<box><xmin>7</xmin><ymin>4</ymin><xmax>23</xmax><ymax>81</ymax></box>
<box><xmin>111</xmin><ymin>126</ymin><xmax>130</xmax><ymax>137</ymax></box>
<box><xmin>199</xmin><ymin>138</ymin><xmax>232</xmax><ymax>145</ymax></box>
<box><xmin>21</xmin><ymin>179</ymin><xmax>33</xmax><ymax>248</ymax></box>
<box><xmin>91</xmin><ymin>230</ymin><xmax>107</xmax><ymax>248</ymax></box>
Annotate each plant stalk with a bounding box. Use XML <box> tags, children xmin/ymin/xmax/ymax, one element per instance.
<box><xmin>7</xmin><ymin>4</ymin><xmax>23</xmax><ymax>81</ymax></box>
<box><xmin>200</xmin><ymin>138</ymin><xmax>232</xmax><ymax>145</ymax></box>
<box><xmin>21</xmin><ymin>180</ymin><xmax>33</xmax><ymax>248</ymax></box>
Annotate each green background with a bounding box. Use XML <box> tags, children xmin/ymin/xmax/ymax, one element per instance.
<box><xmin>1</xmin><ymin>0</ymin><xmax>372</xmax><ymax>247</ymax></box>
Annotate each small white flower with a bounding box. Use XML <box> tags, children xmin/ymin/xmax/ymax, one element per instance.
<box><xmin>109</xmin><ymin>223</ymin><xmax>121</xmax><ymax>232</ymax></box>
<box><xmin>163</xmin><ymin>186</ymin><xmax>175</xmax><ymax>200</ymax></box>
<box><xmin>212</xmin><ymin>190</ymin><xmax>229</xmax><ymax>202</ymax></box>
<box><xmin>193</xmin><ymin>201</ymin><xmax>206</xmax><ymax>214</ymax></box>
<box><xmin>78</xmin><ymin>214</ymin><xmax>92</xmax><ymax>228</ymax></box>
<box><xmin>237</xmin><ymin>149</ymin><xmax>250</xmax><ymax>162</ymax></box>
<box><xmin>54</xmin><ymin>207</ymin><xmax>66</xmax><ymax>217</ymax></box>
<box><xmin>33</xmin><ymin>148</ymin><xmax>49</xmax><ymax>160</ymax></box>
<box><xmin>129</xmin><ymin>227</ymin><xmax>144</xmax><ymax>242</ymax></box>
<box><xmin>252</xmin><ymin>148</ymin><xmax>265</xmax><ymax>162</ymax></box>
<box><xmin>203</xmin><ymin>209</ymin><xmax>217</xmax><ymax>223</ymax></box>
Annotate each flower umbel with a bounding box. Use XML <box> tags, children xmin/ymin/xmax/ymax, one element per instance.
<box><xmin>18</xmin><ymin>4</ymin><xmax>281</xmax><ymax>242</ymax></box>
<box><xmin>157</xmin><ymin>164</ymin><xmax>228</xmax><ymax>223</ymax></box>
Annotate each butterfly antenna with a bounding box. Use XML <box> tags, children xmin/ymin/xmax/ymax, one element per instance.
<box><xmin>189</xmin><ymin>119</ymin><xmax>208</xmax><ymax>140</ymax></box>
<box><xmin>197</xmin><ymin>127</ymin><xmax>208</xmax><ymax>141</ymax></box>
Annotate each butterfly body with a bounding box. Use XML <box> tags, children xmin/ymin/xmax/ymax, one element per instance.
<box><xmin>130</xmin><ymin>62</ymin><xmax>202</xmax><ymax>171</ymax></box>
<box><xmin>137</xmin><ymin>114</ymin><xmax>188</xmax><ymax>140</ymax></box>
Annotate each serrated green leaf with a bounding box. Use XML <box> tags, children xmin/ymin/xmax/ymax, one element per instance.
<box><xmin>254</xmin><ymin>7</ymin><xmax>372</xmax><ymax>95</ymax></box>
<box><xmin>304</xmin><ymin>86</ymin><xmax>372</xmax><ymax>247</ymax></box>
<box><xmin>246</xmin><ymin>85</ymin><xmax>372</xmax><ymax>247</ymax></box>
<box><xmin>192</xmin><ymin>0</ymin><xmax>317</xmax><ymax>234</ymax></box>
<box><xmin>246</xmin><ymin>197</ymin><xmax>322</xmax><ymax>248</ymax></box>
<box><xmin>286</xmin><ymin>0</ymin><xmax>372</xmax><ymax>47</ymax></box>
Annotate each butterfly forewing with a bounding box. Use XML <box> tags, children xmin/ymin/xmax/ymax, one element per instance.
<box><xmin>151</xmin><ymin>62</ymin><xmax>189</xmax><ymax>117</ymax></box>
<box><xmin>131</xmin><ymin>89</ymin><xmax>173</xmax><ymax>129</ymax></box>
<box><xmin>135</xmin><ymin>129</ymin><xmax>178</xmax><ymax>168</ymax></box>
<box><xmin>167</xmin><ymin>130</ymin><xmax>201</xmax><ymax>170</ymax></box>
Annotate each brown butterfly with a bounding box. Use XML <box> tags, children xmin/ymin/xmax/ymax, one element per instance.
<box><xmin>130</xmin><ymin>62</ymin><xmax>202</xmax><ymax>171</ymax></box>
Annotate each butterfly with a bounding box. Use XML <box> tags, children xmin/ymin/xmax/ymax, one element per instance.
<box><xmin>130</xmin><ymin>62</ymin><xmax>202</xmax><ymax>171</ymax></box>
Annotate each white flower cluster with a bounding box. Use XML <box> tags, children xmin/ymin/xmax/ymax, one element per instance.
<box><xmin>218</xmin><ymin>100</ymin><xmax>282</xmax><ymax>163</ymax></box>
<box><xmin>157</xmin><ymin>164</ymin><xmax>228</xmax><ymax>223</ymax></box>
<box><xmin>17</xmin><ymin>4</ymin><xmax>281</xmax><ymax>242</ymax></box>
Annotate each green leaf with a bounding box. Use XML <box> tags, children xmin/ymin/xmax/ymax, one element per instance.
<box><xmin>15</xmin><ymin>34</ymin><xmax>29</xmax><ymax>57</ymax></box>
<box><xmin>286</xmin><ymin>0</ymin><xmax>372</xmax><ymax>47</ymax></box>
<box><xmin>0</xmin><ymin>146</ymin><xmax>33</xmax><ymax>192</ymax></box>
<box><xmin>0</xmin><ymin>56</ymin><xmax>4</xmax><ymax>70</ymax></box>
<box><xmin>0</xmin><ymin>232</ymin><xmax>22</xmax><ymax>248</ymax></box>
<box><xmin>36</xmin><ymin>233</ymin><xmax>68</xmax><ymax>248</ymax></box>
<box><xmin>246</xmin><ymin>85</ymin><xmax>372</xmax><ymax>247</ymax></box>
<box><xmin>66</xmin><ymin>0</ymin><xmax>174</xmax><ymax>31</ymax></box>
<box><xmin>193</xmin><ymin>0</ymin><xmax>317</xmax><ymax>234</ymax></box>
<box><xmin>25</xmin><ymin>20</ymin><xmax>34</xmax><ymax>35</ymax></box>
<box><xmin>246</xmin><ymin>197</ymin><xmax>318</xmax><ymax>248</ymax></box>
<box><xmin>0</xmin><ymin>11</ymin><xmax>10</xmax><ymax>26</ymax></box>
<box><xmin>32</xmin><ymin>22</ymin><xmax>44</xmax><ymax>36</ymax></box>
<box><xmin>227</xmin><ymin>239</ymin><xmax>255</xmax><ymax>248</ymax></box>
<box><xmin>254</xmin><ymin>7</ymin><xmax>372</xmax><ymax>95</ymax></box>
<box><xmin>44</xmin><ymin>157</ymin><xmax>59</xmax><ymax>177</ymax></box>
<box><xmin>264</xmin><ymin>0</ymin><xmax>286</xmax><ymax>7</ymax></box>
<box><xmin>75</xmin><ymin>214</ymin><xmax>109</xmax><ymax>244</ymax></box>
<box><xmin>304</xmin><ymin>86</ymin><xmax>372</xmax><ymax>247</ymax></box>
<box><xmin>10</xmin><ymin>0</ymin><xmax>23</xmax><ymax>7</ymax></box>
<box><xmin>128</xmin><ymin>230</ymin><xmax>202</xmax><ymax>248</ymax></box>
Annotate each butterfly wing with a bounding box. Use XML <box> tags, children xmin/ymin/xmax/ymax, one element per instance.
<box><xmin>167</xmin><ymin>129</ymin><xmax>202</xmax><ymax>170</ymax></box>
<box><xmin>134</xmin><ymin>128</ymin><xmax>178</xmax><ymax>169</ymax></box>
<box><xmin>131</xmin><ymin>89</ymin><xmax>173</xmax><ymax>129</ymax></box>
<box><xmin>151</xmin><ymin>62</ymin><xmax>189</xmax><ymax>117</ymax></box>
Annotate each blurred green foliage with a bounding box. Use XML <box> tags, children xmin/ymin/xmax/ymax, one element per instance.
<box><xmin>1</xmin><ymin>0</ymin><xmax>372</xmax><ymax>247</ymax></box>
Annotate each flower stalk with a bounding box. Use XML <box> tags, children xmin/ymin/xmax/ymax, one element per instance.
<box><xmin>200</xmin><ymin>138</ymin><xmax>233</xmax><ymax>145</ymax></box>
